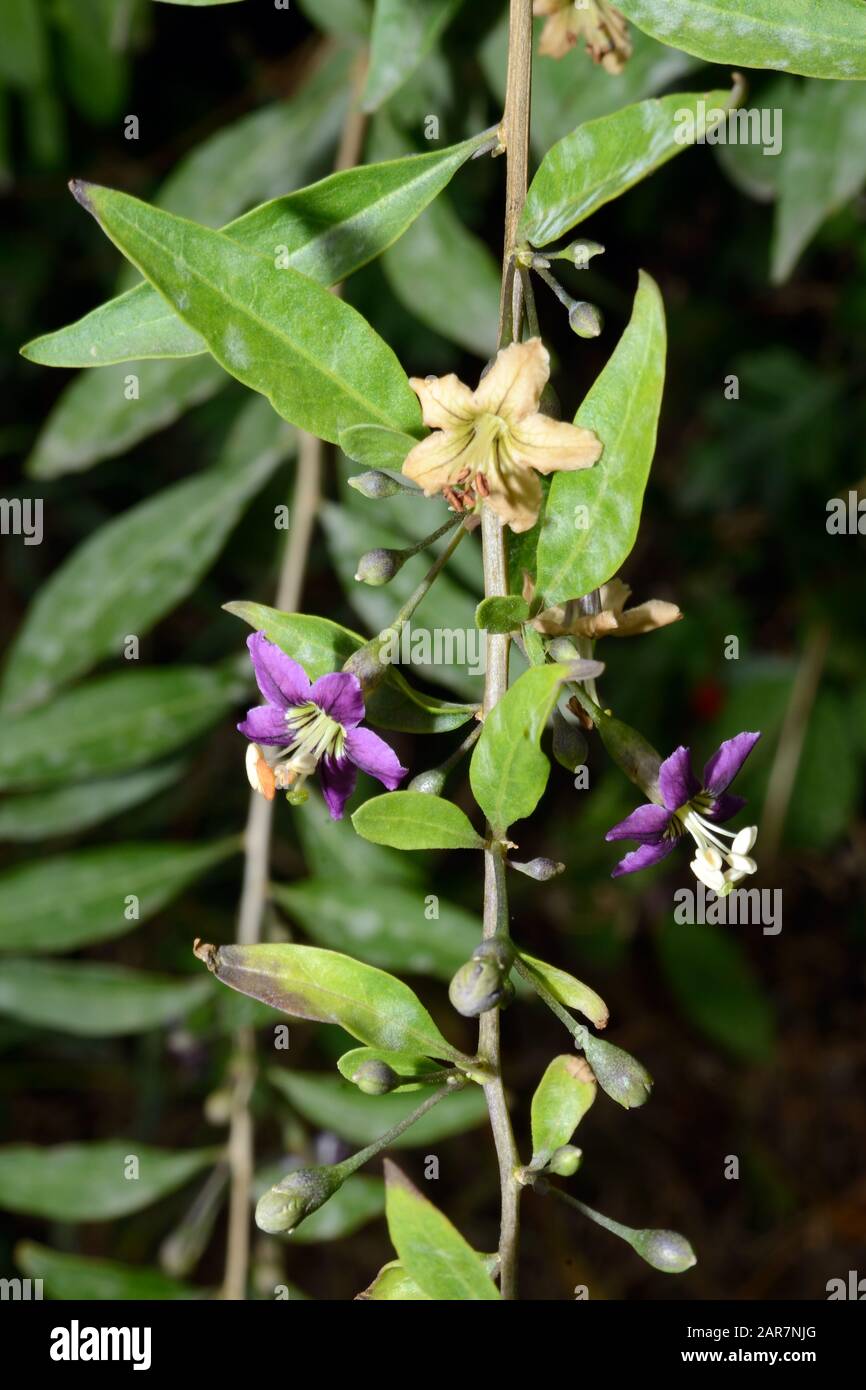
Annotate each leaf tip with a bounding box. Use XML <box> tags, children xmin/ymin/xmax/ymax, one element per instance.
<box><xmin>68</xmin><ymin>179</ymin><xmax>97</xmax><ymax>217</ymax></box>
<box><xmin>192</xmin><ymin>938</ymin><xmax>218</xmax><ymax>972</ymax></box>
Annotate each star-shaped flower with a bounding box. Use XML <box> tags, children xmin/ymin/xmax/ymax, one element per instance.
<box><xmin>239</xmin><ymin>632</ymin><xmax>407</xmax><ymax>820</ymax></box>
<box><xmin>534</xmin><ymin>0</ymin><xmax>632</xmax><ymax>72</ymax></box>
<box><xmin>605</xmin><ymin>732</ymin><xmax>761</xmax><ymax>892</ymax></box>
<box><xmin>401</xmin><ymin>338</ymin><xmax>602</xmax><ymax>534</ymax></box>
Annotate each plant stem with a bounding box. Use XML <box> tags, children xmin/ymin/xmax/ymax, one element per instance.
<box><xmin>478</xmin><ymin>0</ymin><xmax>534</xmax><ymax>1302</ymax></box>
<box><xmin>390</xmin><ymin>519</ymin><xmax>470</xmax><ymax>631</ymax></box>
<box><xmin>337</xmin><ymin>1082</ymin><xmax>465</xmax><ymax>1179</ymax></box>
<box><xmin>514</xmin><ymin>956</ymin><xmax>588</xmax><ymax>1048</ymax></box>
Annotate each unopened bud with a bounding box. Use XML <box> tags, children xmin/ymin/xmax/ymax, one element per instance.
<box><xmin>596</xmin><ymin>712</ymin><xmax>663</xmax><ymax>800</ymax></box>
<box><xmin>355</xmin><ymin>547</ymin><xmax>405</xmax><ymax>586</ymax></box>
<box><xmin>565</xmin><ymin>238</ymin><xmax>605</xmax><ymax>269</ymax></box>
<box><xmin>582</xmin><ymin>1033</ymin><xmax>652</xmax><ymax>1109</ymax></box>
<box><xmin>509</xmin><ymin>856</ymin><xmax>565</xmax><ymax>881</ymax></box>
<box><xmin>449</xmin><ymin>945</ymin><xmax>513</xmax><ymax>1018</ymax></box>
<box><xmin>408</xmin><ymin>767</ymin><xmax>447</xmax><ymax>795</ymax></box>
<box><xmin>342</xmin><ymin>637</ymin><xmax>391</xmax><ymax>695</ymax></box>
<box><xmin>631</xmin><ymin>1228</ymin><xmax>697</xmax><ymax>1274</ymax></box>
<box><xmin>352</xmin><ymin>1059</ymin><xmax>400</xmax><ymax>1096</ymax></box>
<box><xmin>552</xmin><ymin>708</ymin><xmax>588</xmax><ymax>773</ymax></box>
<box><xmin>548</xmin><ymin>1144</ymin><xmax>583</xmax><ymax>1177</ymax></box>
<box><xmin>348</xmin><ymin>470</ymin><xmax>402</xmax><ymax>499</ymax></box>
<box><xmin>568</xmin><ymin>300</ymin><xmax>604</xmax><ymax>339</ymax></box>
<box><xmin>255</xmin><ymin>1165</ymin><xmax>343</xmax><ymax>1236</ymax></box>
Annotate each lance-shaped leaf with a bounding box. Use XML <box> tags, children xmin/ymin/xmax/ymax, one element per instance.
<box><xmin>364</xmin><ymin>0</ymin><xmax>460</xmax><ymax>110</ymax></box>
<box><xmin>358</xmin><ymin>1250</ymin><xmax>498</xmax><ymax>1300</ymax></box>
<box><xmin>337</xmin><ymin>1047</ymin><xmax>442</xmax><ymax>1093</ymax></box>
<box><xmin>2</xmin><ymin>398</ymin><xmax>291</xmax><ymax>712</ymax></box>
<box><xmin>530</xmin><ymin>1055</ymin><xmax>597</xmax><ymax>1167</ymax></box>
<box><xmin>269</xmin><ymin>1070</ymin><xmax>486</xmax><ymax>1146</ymax></box>
<box><xmin>24</xmin><ymin>133</ymin><xmax>487</xmax><ymax>368</ymax></box>
<box><xmin>0</xmin><ymin>838</ymin><xmax>239</xmax><ymax>954</ymax></box>
<box><xmin>0</xmin><ymin>1143</ymin><xmax>219</xmax><ymax>1221</ymax></box>
<box><xmin>384</xmin><ymin>1161</ymin><xmax>501</xmax><ymax>1300</ymax></box>
<box><xmin>69</xmin><ymin>180</ymin><xmax>422</xmax><ymax>444</ymax></box>
<box><xmin>352</xmin><ymin>791</ymin><xmax>484</xmax><ymax>851</ymax></box>
<box><xmin>520</xmin><ymin>86</ymin><xmax>737</xmax><ymax>247</ymax></box>
<box><xmin>0</xmin><ymin>665</ymin><xmax>245</xmax><ymax>791</ymax></box>
<box><xmin>518</xmin><ymin>951</ymin><xmax>609</xmax><ymax>1030</ymax></box>
<box><xmin>470</xmin><ymin>664</ymin><xmax>569</xmax><ymax>832</ymax></box>
<box><xmin>340</xmin><ymin>423</ymin><xmax>417</xmax><ymax>471</ymax></box>
<box><xmin>0</xmin><ymin>762</ymin><xmax>182</xmax><ymax>843</ymax></box>
<box><xmin>615</xmin><ymin>0</ymin><xmax>866</xmax><ymax>81</ymax></box>
<box><xmin>0</xmin><ymin>960</ymin><xmax>212</xmax><ymax>1037</ymax></box>
<box><xmin>272</xmin><ymin>879</ymin><xmax>480</xmax><ymax>978</ymax></box>
<box><xmin>16</xmin><ymin>1243</ymin><xmax>202</xmax><ymax>1300</ymax></box>
<box><xmin>199</xmin><ymin>942</ymin><xmax>467</xmax><ymax>1060</ymax></box>
<box><xmin>537</xmin><ymin>271</ymin><xmax>666</xmax><ymax>605</ymax></box>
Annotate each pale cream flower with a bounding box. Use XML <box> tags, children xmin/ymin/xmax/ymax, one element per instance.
<box><xmin>534</xmin><ymin>0</ymin><xmax>632</xmax><ymax>74</ymax></box>
<box><xmin>402</xmin><ymin>338</ymin><xmax>602</xmax><ymax>534</ymax></box>
<box><xmin>533</xmin><ymin>576</ymin><xmax>682</xmax><ymax>638</ymax></box>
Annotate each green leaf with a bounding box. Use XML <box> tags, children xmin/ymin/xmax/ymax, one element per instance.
<box><xmin>340</xmin><ymin>423</ymin><xmax>417</xmax><ymax>471</ymax></box>
<box><xmin>0</xmin><ymin>763</ymin><xmax>182</xmax><ymax>842</ymax></box>
<box><xmin>530</xmin><ymin>1055</ymin><xmax>597</xmax><ymax>1165</ymax></box>
<box><xmin>469</xmin><ymin>664</ymin><xmax>568</xmax><ymax>832</ymax></box>
<box><xmin>0</xmin><ymin>1143</ymin><xmax>218</xmax><ymax>1221</ymax></box>
<box><xmin>787</xmin><ymin>691</ymin><xmax>860</xmax><ymax>849</ymax></box>
<box><xmin>0</xmin><ymin>665</ymin><xmax>244</xmax><ymax>790</ymax></box>
<box><xmin>293</xmin><ymin>789</ymin><xmax>420</xmax><ymax>886</ymax></box>
<box><xmin>771</xmin><ymin>79</ymin><xmax>866</xmax><ymax>282</ymax></box>
<box><xmin>16</xmin><ymin>1242</ymin><xmax>203</xmax><ymax>1300</ymax></box>
<box><xmin>71</xmin><ymin>181</ymin><xmax>422</xmax><ymax>444</ymax></box>
<box><xmin>224</xmin><ymin>600</ymin><xmax>477</xmax><ymax>733</ymax></box>
<box><xmin>520</xmin><ymin>87</ymin><xmax>736</xmax><ymax>248</ymax></box>
<box><xmin>537</xmin><ymin>270</ymin><xmax>666</xmax><ymax>604</ymax></box>
<box><xmin>269</xmin><ymin>1069</ymin><xmax>486</xmax><ymax>1146</ymax></box>
<box><xmin>476</xmin><ymin>596</ymin><xmax>530</xmax><ymax>633</ymax></box>
<box><xmin>52</xmin><ymin>0</ymin><xmax>132</xmax><ymax>125</ymax></box>
<box><xmin>0</xmin><ymin>0</ymin><xmax>47</xmax><ymax>89</ymax></box>
<box><xmin>337</xmin><ymin>1046</ymin><xmax>442</xmax><ymax>1092</ymax></box>
<box><xmin>23</xmin><ymin>132</ymin><xmax>486</xmax><ymax>368</ymax></box>
<box><xmin>3</xmin><ymin>399</ymin><xmax>291</xmax><ymax>711</ymax></box>
<box><xmin>0</xmin><ymin>960</ymin><xmax>212</xmax><ymax>1036</ymax></box>
<box><xmin>384</xmin><ymin>1160</ymin><xmax>500</xmax><ymax>1299</ymax></box>
<box><xmin>298</xmin><ymin>0</ymin><xmax>370</xmax><ymax>38</ymax></box>
<box><xmin>363</xmin><ymin>0</ymin><xmax>460</xmax><ymax>110</ymax></box>
<box><xmin>518</xmin><ymin>952</ymin><xmax>609</xmax><ymax>1029</ymax></box>
<box><xmin>357</xmin><ymin>1259</ymin><xmax>432</xmax><ymax>1299</ymax></box>
<box><xmin>657</xmin><ymin>920</ymin><xmax>775</xmax><ymax>1062</ymax></box>
<box><xmin>0</xmin><ymin>838</ymin><xmax>238</xmax><ymax>954</ymax></box>
<box><xmin>271</xmin><ymin>879</ymin><xmax>480</xmax><ymax>978</ymax></box>
<box><xmin>352</xmin><ymin>791</ymin><xmax>483</xmax><ymax>850</ymax></box>
<box><xmin>205</xmin><ymin>942</ymin><xmax>467</xmax><ymax>1060</ymax></box>
<box><xmin>615</xmin><ymin>0</ymin><xmax>866</xmax><ymax>80</ymax></box>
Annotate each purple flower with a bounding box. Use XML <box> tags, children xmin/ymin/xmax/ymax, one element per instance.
<box><xmin>605</xmin><ymin>731</ymin><xmax>761</xmax><ymax>893</ymax></box>
<box><xmin>238</xmin><ymin>631</ymin><xmax>407</xmax><ymax>820</ymax></box>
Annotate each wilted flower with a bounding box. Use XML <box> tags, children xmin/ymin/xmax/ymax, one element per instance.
<box><xmin>534</xmin><ymin>0</ymin><xmax>632</xmax><ymax>73</ymax></box>
<box><xmin>533</xmin><ymin>576</ymin><xmax>682</xmax><ymax>639</ymax></box>
<box><xmin>401</xmin><ymin>338</ymin><xmax>602</xmax><ymax>534</ymax></box>
<box><xmin>239</xmin><ymin>631</ymin><xmax>407</xmax><ymax>820</ymax></box>
<box><xmin>605</xmin><ymin>732</ymin><xmax>761</xmax><ymax>891</ymax></box>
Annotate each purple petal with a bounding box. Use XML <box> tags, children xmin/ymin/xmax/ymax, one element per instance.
<box><xmin>610</xmin><ymin>838</ymin><xmax>678</xmax><ymax>878</ymax></box>
<box><xmin>309</xmin><ymin>671</ymin><xmax>365</xmax><ymax>729</ymax></box>
<box><xmin>702</xmin><ymin>731</ymin><xmax>761</xmax><ymax>796</ymax></box>
<box><xmin>238</xmin><ymin>704</ymin><xmax>290</xmax><ymax>746</ymax></box>
<box><xmin>704</xmin><ymin>792</ymin><xmax>747</xmax><ymax>823</ymax></box>
<box><xmin>247</xmin><ymin>631</ymin><xmax>311</xmax><ymax>710</ymax></box>
<box><xmin>605</xmin><ymin>802</ymin><xmax>673</xmax><ymax>843</ymax></box>
<box><xmin>345</xmin><ymin>726</ymin><xmax>408</xmax><ymax>791</ymax></box>
<box><xmin>659</xmin><ymin>745</ymin><xmax>699</xmax><ymax>811</ymax></box>
<box><xmin>318</xmin><ymin>754</ymin><xmax>358</xmax><ymax>820</ymax></box>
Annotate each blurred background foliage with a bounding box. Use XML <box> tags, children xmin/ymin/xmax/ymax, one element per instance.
<box><xmin>0</xmin><ymin>0</ymin><xmax>864</xmax><ymax>1300</ymax></box>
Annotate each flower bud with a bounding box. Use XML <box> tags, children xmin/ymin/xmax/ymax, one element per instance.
<box><xmin>449</xmin><ymin>949</ymin><xmax>513</xmax><ymax>1018</ymax></box>
<box><xmin>548</xmin><ymin>636</ymin><xmax>580</xmax><ymax>663</ymax></box>
<box><xmin>354</xmin><ymin>547</ymin><xmax>405</xmax><ymax>586</ymax></box>
<box><xmin>407</xmin><ymin>767</ymin><xmax>447</xmax><ymax>795</ymax></box>
<box><xmin>509</xmin><ymin>856</ymin><xmax>565</xmax><ymax>881</ymax></box>
<box><xmin>352</xmin><ymin>1059</ymin><xmax>400</xmax><ymax>1096</ymax></box>
<box><xmin>566</xmin><ymin>238</ymin><xmax>605</xmax><ymax>269</ymax></box>
<box><xmin>568</xmin><ymin>300</ymin><xmax>604</xmax><ymax>339</ymax></box>
<box><xmin>596</xmin><ymin>711</ymin><xmax>663</xmax><ymax>800</ymax></box>
<box><xmin>630</xmin><ymin>1228</ymin><xmax>697</xmax><ymax>1274</ymax></box>
<box><xmin>582</xmin><ymin>1033</ymin><xmax>652</xmax><ymax>1109</ymax></box>
<box><xmin>552</xmin><ymin>708</ymin><xmax>588</xmax><ymax>773</ymax></box>
<box><xmin>255</xmin><ymin>1165</ymin><xmax>343</xmax><ymax>1236</ymax></box>
<box><xmin>548</xmin><ymin>1144</ymin><xmax>583</xmax><ymax>1177</ymax></box>
<box><xmin>342</xmin><ymin>637</ymin><xmax>391</xmax><ymax>695</ymax></box>
<box><xmin>348</xmin><ymin>470</ymin><xmax>402</xmax><ymax>499</ymax></box>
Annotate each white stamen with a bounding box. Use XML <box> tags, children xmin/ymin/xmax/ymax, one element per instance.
<box><xmin>684</xmin><ymin>809</ymin><xmax>759</xmax><ymax>891</ymax></box>
<box><xmin>732</xmin><ymin>826</ymin><xmax>758</xmax><ymax>855</ymax></box>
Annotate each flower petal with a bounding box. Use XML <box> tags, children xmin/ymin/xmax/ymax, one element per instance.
<box><xmin>609</xmin><ymin>598</ymin><xmax>682</xmax><ymax>637</ymax></box>
<box><xmin>658</xmin><ymin>745</ymin><xmax>700</xmax><ymax>811</ymax></box>
<box><xmin>237</xmin><ymin>704</ymin><xmax>290</xmax><ymax>746</ymax></box>
<box><xmin>345</xmin><ymin>726</ymin><xmax>408</xmax><ymax>790</ymax></box>
<box><xmin>474</xmin><ymin>338</ymin><xmax>549</xmax><ymax>422</ymax></box>
<box><xmin>611</xmin><ymin>838</ymin><xmax>678</xmax><ymax>878</ymax></box>
<box><xmin>483</xmin><ymin>458</ymin><xmax>542</xmax><ymax>534</ymax></box>
<box><xmin>704</xmin><ymin>792</ymin><xmax>747</xmax><ymax>823</ymax></box>
<box><xmin>402</xmin><ymin>429</ymin><xmax>474</xmax><ymax>495</ymax></box>
<box><xmin>247</xmin><ymin>631</ymin><xmax>310</xmax><ymax>710</ymax></box>
<box><xmin>702</xmin><ymin>731</ymin><xmax>761</xmax><ymax>796</ymax></box>
<box><xmin>409</xmin><ymin>373</ymin><xmax>476</xmax><ymax>429</ymax></box>
<box><xmin>505</xmin><ymin>413</ymin><xmax>602</xmax><ymax>474</ymax></box>
<box><xmin>309</xmin><ymin>671</ymin><xmax>365</xmax><ymax>729</ymax></box>
<box><xmin>318</xmin><ymin>755</ymin><xmax>358</xmax><ymax>820</ymax></box>
<box><xmin>605</xmin><ymin>802</ymin><xmax>674</xmax><ymax>843</ymax></box>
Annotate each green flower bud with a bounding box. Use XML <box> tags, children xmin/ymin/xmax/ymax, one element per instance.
<box><xmin>449</xmin><ymin>952</ymin><xmax>512</xmax><ymax>1018</ymax></box>
<box><xmin>348</xmin><ymin>470</ymin><xmax>402</xmax><ymax>499</ymax></box>
<box><xmin>354</xmin><ymin>547</ymin><xmax>405</xmax><ymax>586</ymax></box>
<box><xmin>509</xmin><ymin>856</ymin><xmax>565</xmax><ymax>881</ymax></box>
<box><xmin>631</xmin><ymin>1228</ymin><xmax>697</xmax><ymax>1274</ymax></box>
<box><xmin>596</xmin><ymin>711</ymin><xmax>663</xmax><ymax>800</ymax></box>
<box><xmin>565</xmin><ymin>238</ymin><xmax>605</xmax><ymax>269</ymax></box>
<box><xmin>568</xmin><ymin>301</ymin><xmax>604</xmax><ymax>339</ymax></box>
<box><xmin>548</xmin><ymin>1144</ymin><xmax>583</xmax><ymax>1177</ymax></box>
<box><xmin>552</xmin><ymin>708</ymin><xmax>588</xmax><ymax>773</ymax></box>
<box><xmin>342</xmin><ymin>636</ymin><xmax>391</xmax><ymax>695</ymax></box>
<box><xmin>352</xmin><ymin>1059</ymin><xmax>400</xmax><ymax>1096</ymax></box>
<box><xmin>255</xmin><ymin>1165</ymin><xmax>342</xmax><ymax>1236</ymax></box>
<box><xmin>548</xmin><ymin>636</ymin><xmax>580</xmax><ymax>663</ymax></box>
<box><xmin>407</xmin><ymin>767</ymin><xmax>447</xmax><ymax>795</ymax></box>
<box><xmin>582</xmin><ymin>1033</ymin><xmax>653</xmax><ymax>1110</ymax></box>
